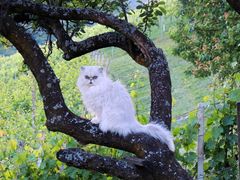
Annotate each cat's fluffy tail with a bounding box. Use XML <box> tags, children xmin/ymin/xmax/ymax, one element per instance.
<box><xmin>139</xmin><ymin>123</ymin><xmax>175</xmax><ymax>152</ymax></box>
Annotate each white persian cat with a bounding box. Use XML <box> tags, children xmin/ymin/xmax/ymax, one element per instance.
<box><xmin>76</xmin><ymin>66</ymin><xmax>175</xmax><ymax>151</ymax></box>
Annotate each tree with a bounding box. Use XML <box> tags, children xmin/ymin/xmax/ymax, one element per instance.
<box><xmin>170</xmin><ymin>0</ymin><xmax>239</xmax><ymax>80</ymax></box>
<box><xmin>169</xmin><ymin>0</ymin><xmax>240</xmax><ymax>178</ymax></box>
<box><xmin>0</xmin><ymin>0</ymin><xmax>191</xmax><ymax>179</ymax></box>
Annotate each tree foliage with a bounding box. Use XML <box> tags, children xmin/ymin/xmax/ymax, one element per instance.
<box><xmin>173</xmin><ymin>74</ymin><xmax>239</xmax><ymax>178</ymax></box>
<box><xmin>170</xmin><ymin>0</ymin><xmax>240</xmax><ymax>178</ymax></box>
<box><xmin>170</xmin><ymin>0</ymin><xmax>240</xmax><ymax>80</ymax></box>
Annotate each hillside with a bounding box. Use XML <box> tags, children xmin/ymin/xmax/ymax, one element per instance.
<box><xmin>102</xmin><ymin>28</ymin><xmax>211</xmax><ymax>119</ymax></box>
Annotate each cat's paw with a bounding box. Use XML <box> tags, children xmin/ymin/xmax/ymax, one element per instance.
<box><xmin>91</xmin><ymin>117</ymin><xmax>101</xmax><ymax>124</ymax></box>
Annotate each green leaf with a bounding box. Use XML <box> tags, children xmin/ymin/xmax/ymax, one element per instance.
<box><xmin>227</xmin><ymin>134</ymin><xmax>238</xmax><ymax>145</ymax></box>
<box><xmin>155</xmin><ymin>10</ymin><xmax>163</xmax><ymax>16</ymax></box>
<box><xmin>212</xmin><ymin>126</ymin><xmax>224</xmax><ymax>139</ymax></box>
<box><xmin>214</xmin><ymin>151</ymin><xmax>225</xmax><ymax>162</ymax></box>
<box><xmin>139</xmin><ymin>12</ymin><xmax>146</xmax><ymax>17</ymax></box>
<box><xmin>130</xmin><ymin>90</ymin><xmax>137</xmax><ymax>98</ymax></box>
<box><xmin>234</xmin><ymin>73</ymin><xmax>240</xmax><ymax>83</ymax></box>
<box><xmin>203</xmin><ymin>161</ymin><xmax>210</xmax><ymax>171</ymax></box>
<box><xmin>222</xmin><ymin>116</ymin><xmax>235</xmax><ymax>126</ymax></box>
<box><xmin>15</xmin><ymin>152</ymin><xmax>28</xmax><ymax>165</ymax></box>
<box><xmin>185</xmin><ymin>152</ymin><xmax>197</xmax><ymax>163</ymax></box>
<box><xmin>159</xmin><ymin>7</ymin><xmax>167</xmax><ymax>14</ymax></box>
<box><xmin>205</xmin><ymin>139</ymin><xmax>216</xmax><ymax>150</ymax></box>
<box><xmin>136</xmin><ymin>5</ymin><xmax>142</xmax><ymax>9</ymax></box>
<box><xmin>229</xmin><ymin>89</ymin><xmax>240</xmax><ymax>102</ymax></box>
<box><xmin>40</xmin><ymin>161</ymin><xmax>46</xmax><ymax>170</ymax></box>
<box><xmin>204</xmin><ymin>129</ymin><xmax>212</xmax><ymax>141</ymax></box>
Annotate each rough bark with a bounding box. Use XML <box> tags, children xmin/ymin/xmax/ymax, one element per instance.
<box><xmin>57</xmin><ymin>148</ymin><xmax>146</xmax><ymax>180</ymax></box>
<box><xmin>0</xmin><ymin>0</ymin><xmax>191</xmax><ymax>179</ymax></box>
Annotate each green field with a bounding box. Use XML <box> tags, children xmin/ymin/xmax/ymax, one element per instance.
<box><xmin>100</xmin><ymin>28</ymin><xmax>211</xmax><ymax>119</ymax></box>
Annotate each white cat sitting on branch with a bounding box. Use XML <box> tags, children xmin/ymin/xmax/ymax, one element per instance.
<box><xmin>76</xmin><ymin>66</ymin><xmax>175</xmax><ymax>151</ymax></box>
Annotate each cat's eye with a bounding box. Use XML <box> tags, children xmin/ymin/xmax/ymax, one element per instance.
<box><xmin>93</xmin><ymin>76</ymin><xmax>98</xmax><ymax>79</ymax></box>
<box><xmin>85</xmin><ymin>75</ymin><xmax>90</xmax><ymax>79</ymax></box>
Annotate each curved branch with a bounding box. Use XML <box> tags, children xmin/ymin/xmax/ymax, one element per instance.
<box><xmin>40</xmin><ymin>19</ymin><xmax>145</xmax><ymax>65</ymax></box>
<box><xmin>57</xmin><ymin>148</ymin><xmax>146</xmax><ymax>180</ymax></box>
<box><xmin>4</xmin><ymin>0</ymin><xmax>154</xmax><ymax>65</ymax></box>
<box><xmin>148</xmin><ymin>49</ymin><xmax>172</xmax><ymax>127</ymax></box>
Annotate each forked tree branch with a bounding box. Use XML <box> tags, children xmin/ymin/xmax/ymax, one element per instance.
<box><xmin>0</xmin><ymin>15</ymin><xmax>190</xmax><ymax>179</ymax></box>
<box><xmin>0</xmin><ymin>0</ymin><xmax>194</xmax><ymax>178</ymax></box>
<box><xmin>38</xmin><ymin>18</ymin><xmax>172</xmax><ymax>127</ymax></box>
<box><xmin>2</xmin><ymin>0</ymin><xmax>172</xmax><ymax>128</ymax></box>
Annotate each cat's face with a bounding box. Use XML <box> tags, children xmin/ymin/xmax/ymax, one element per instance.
<box><xmin>79</xmin><ymin>66</ymin><xmax>105</xmax><ymax>87</ymax></box>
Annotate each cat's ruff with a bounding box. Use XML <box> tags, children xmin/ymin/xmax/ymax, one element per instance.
<box><xmin>77</xmin><ymin>66</ymin><xmax>175</xmax><ymax>151</ymax></box>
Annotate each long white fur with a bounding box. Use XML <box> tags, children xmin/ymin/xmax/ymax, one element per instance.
<box><xmin>76</xmin><ymin>66</ymin><xmax>175</xmax><ymax>151</ymax></box>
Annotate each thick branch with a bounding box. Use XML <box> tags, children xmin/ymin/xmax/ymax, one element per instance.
<box><xmin>57</xmin><ymin>148</ymin><xmax>146</xmax><ymax>180</ymax></box>
<box><xmin>226</xmin><ymin>0</ymin><xmax>240</xmax><ymax>15</ymax></box>
<box><xmin>40</xmin><ymin>19</ymin><xmax>145</xmax><ymax>65</ymax></box>
<box><xmin>148</xmin><ymin>49</ymin><xmax>172</xmax><ymax>128</ymax></box>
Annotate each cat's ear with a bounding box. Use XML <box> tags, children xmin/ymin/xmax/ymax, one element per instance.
<box><xmin>80</xmin><ymin>66</ymin><xmax>85</xmax><ymax>71</ymax></box>
<box><xmin>98</xmin><ymin>67</ymin><xmax>104</xmax><ymax>73</ymax></box>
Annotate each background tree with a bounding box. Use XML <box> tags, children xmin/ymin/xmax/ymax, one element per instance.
<box><xmin>170</xmin><ymin>0</ymin><xmax>240</xmax><ymax>178</ymax></box>
<box><xmin>0</xmin><ymin>0</ymin><xmax>190</xmax><ymax>179</ymax></box>
<box><xmin>169</xmin><ymin>0</ymin><xmax>239</xmax><ymax>80</ymax></box>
